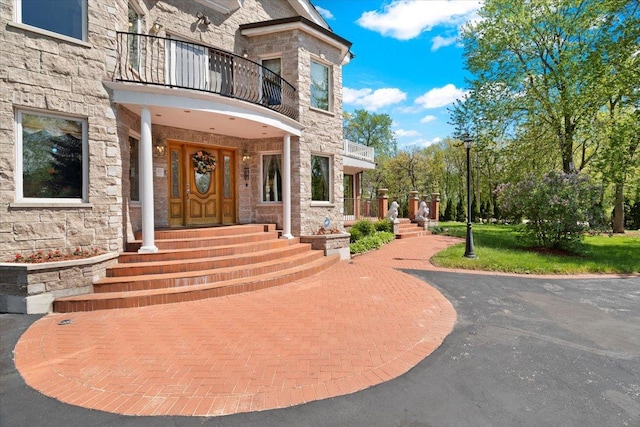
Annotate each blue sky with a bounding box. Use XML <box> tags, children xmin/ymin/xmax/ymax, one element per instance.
<box><xmin>311</xmin><ymin>0</ymin><xmax>482</xmax><ymax>150</ymax></box>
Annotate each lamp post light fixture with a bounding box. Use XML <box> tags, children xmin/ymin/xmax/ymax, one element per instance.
<box><xmin>462</xmin><ymin>135</ymin><xmax>477</xmax><ymax>259</ymax></box>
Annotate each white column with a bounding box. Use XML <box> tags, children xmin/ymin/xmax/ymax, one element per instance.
<box><xmin>281</xmin><ymin>133</ymin><xmax>293</xmax><ymax>239</ymax></box>
<box><xmin>138</xmin><ymin>107</ymin><xmax>158</xmax><ymax>253</ymax></box>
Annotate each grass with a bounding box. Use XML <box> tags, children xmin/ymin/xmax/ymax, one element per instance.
<box><xmin>430</xmin><ymin>222</ymin><xmax>640</xmax><ymax>275</ymax></box>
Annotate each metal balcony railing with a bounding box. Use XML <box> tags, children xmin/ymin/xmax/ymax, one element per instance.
<box><xmin>343</xmin><ymin>140</ymin><xmax>375</xmax><ymax>162</ymax></box>
<box><xmin>114</xmin><ymin>32</ymin><xmax>298</xmax><ymax>120</ymax></box>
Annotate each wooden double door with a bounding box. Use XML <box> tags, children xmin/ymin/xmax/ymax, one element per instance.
<box><xmin>168</xmin><ymin>143</ymin><xmax>236</xmax><ymax>227</ymax></box>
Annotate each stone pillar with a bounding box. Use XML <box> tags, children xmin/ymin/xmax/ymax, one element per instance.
<box><xmin>281</xmin><ymin>133</ymin><xmax>293</xmax><ymax>239</ymax></box>
<box><xmin>408</xmin><ymin>191</ymin><xmax>419</xmax><ymax>220</ymax></box>
<box><xmin>138</xmin><ymin>107</ymin><xmax>158</xmax><ymax>253</ymax></box>
<box><xmin>430</xmin><ymin>193</ymin><xmax>441</xmax><ymax>221</ymax></box>
<box><xmin>377</xmin><ymin>188</ymin><xmax>388</xmax><ymax>219</ymax></box>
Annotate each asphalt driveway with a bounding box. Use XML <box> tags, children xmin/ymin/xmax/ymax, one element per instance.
<box><xmin>2</xmin><ymin>271</ymin><xmax>639</xmax><ymax>426</ymax></box>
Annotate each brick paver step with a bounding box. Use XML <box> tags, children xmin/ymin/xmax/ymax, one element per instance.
<box><xmin>53</xmin><ymin>254</ymin><xmax>340</xmax><ymax>312</ymax></box>
<box><xmin>106</xmin><ymin>242</ymin><xmax>313</xmax><ymax>277</ymax></box>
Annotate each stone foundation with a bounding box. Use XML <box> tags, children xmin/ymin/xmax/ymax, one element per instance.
<box><xmin>300</xmin><ymin>233</ymin><xmax>351</xmax><ymax>260</ymax></box>
<box><xmin>0</xmin><ymin>252</ymin><xmax>118</xmax><ymax>314</ymax></box>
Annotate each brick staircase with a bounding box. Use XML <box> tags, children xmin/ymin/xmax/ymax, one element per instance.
<box><xmin>53</xmin><ymin>224</ymin><xmax>340</xmax><ymax>312</ymax></box>
<box><xmin>395</xmin><ymin>218</ymin><xmax>430</xmax><ymax>239</ymax></box>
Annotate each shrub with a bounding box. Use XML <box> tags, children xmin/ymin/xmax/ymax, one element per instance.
<box><xmin>350</xmin><ymin>231</ymin><xmax>395</xmax><ymax>254</ymax></box>
<box><xmin>349</xmin><ymin>227</ymin><xmax>363</xmax><ymax>243</ymax></box>
<box><xmin>494</xmin><ymin>170</ymin><xmax>607</xmax><ymax>250</ymax></box>
<box><xmin>351</xmin><ymin>219</ymin><xmax>375</xmax><ymax>238</ymax></box>
<box><xmin>374</xmin><ymin>219</ymin><xmax>392</xmax><ymax>233</ymax></box>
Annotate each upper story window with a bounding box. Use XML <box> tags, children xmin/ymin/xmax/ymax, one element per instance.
<box><xmin>310</xmin><ymin>60</ymin><xmax>330</xmax><ymax>111</ymax></box>
<box><xmin>127</xmin><ymin>4</ymin><xmax>142</xmax><ymax>71</ymax></box>
<box><xmin>311</xmin><ymin>154</ymin><xmax>331</xmax><ymax>202</ymax></box>
<box><xmin>16</xmin><ymin>110</ymin><xmax>88</xmax><ymax>202</ymax></box>
<box><xmin>261</xmin><ymin>58</ymin><xmax>282</xmax><ymax>106</ymax></box>
<box><xmin>16</xmin><ymin>0</ymin><xmax>87</xmax><ymax>41</ymax></box>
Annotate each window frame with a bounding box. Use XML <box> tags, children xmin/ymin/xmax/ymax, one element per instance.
<box><xmin>128</xmin><ymin>131</ymin><xmax>141</xmax><ymax>204</ymax></box>
<box><xmin>310</xmin><ymin>153</ymin><xmax>333</xmax><ymax>205</ymax></box>
<box><xmin>127</xmin><ymin>2</ymin><xmax>143</xmax><ymax>72</ymax></box>
<box><xmin>259</xmin><ymin>151</ymin><xmax>283</xmax><ymax>204</ymax></box>
<box><xmin>310</xmin><ymin>59</ymin><xmax>331</xmax><ymax>112</ymax></box>
<box><xmin>15</xmin><ymin>108</ymin><xmax>89</xmax><ymax>204</ymax></box>
<box><xmin>14</xmin><ymin>0</ymin><xmax>88</xmax><ymax>42</ymax></box>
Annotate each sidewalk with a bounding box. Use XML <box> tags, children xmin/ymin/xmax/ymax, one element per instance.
<box><xmin>13</xmin><ymin>235</ymin><xmax>459</xmax><ymax>417</ymax></box>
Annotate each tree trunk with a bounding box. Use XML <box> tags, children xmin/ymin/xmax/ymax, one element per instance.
<box><xmin>612</xmin><ymin>182</ymin><xmax>625</xmax><ymax>233</ymax></box>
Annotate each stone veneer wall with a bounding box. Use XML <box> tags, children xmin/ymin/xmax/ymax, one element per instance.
<box><xmin>0</xmin><ymin>253</ymin><xmax>118</xmax><ymax>314</ymax></box>
<box><xmin>0</xmin><ymin>0</ymin><xmax>131</xmax><ymax>260</ymax></box>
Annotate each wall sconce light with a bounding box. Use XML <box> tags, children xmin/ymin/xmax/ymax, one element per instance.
<box><xmin>241</xmin><ymin>49</ymin><xmax>249</xmax><ymax>58</ymax></box>
<box><xmin>151</xmin><ymin>19</ymin><xmax>163</xmax><ymax>34</ymax></box>
<box><xmin>154</xmin><ymin>138</ymin><xmax>166</xmax><ymax>155</ymax></box>
<box><xmin>196</xmin><ymin>12</ymin><xmax>211</xmax><ymax>26</ymax></box>
<box><xmin>242</xmin><ymin>149</ymin><xmax>251</xmax><ymax>163</ymax></box>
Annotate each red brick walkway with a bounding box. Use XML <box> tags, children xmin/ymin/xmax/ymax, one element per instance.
<box><xmin>14</xmin><ymin>235</ymin><xmax>459</xmax><ymax>416</ymax></box>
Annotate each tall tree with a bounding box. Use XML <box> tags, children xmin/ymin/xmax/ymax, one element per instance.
<box><xmin>344</xmin><ymin>109</ymin><xmax>397</xmax><ymax>158</ymax></box>
<box><xmin>461</xmin><ymin>0</ymin><xmax>640</xmax><ymax>174</ymax></box>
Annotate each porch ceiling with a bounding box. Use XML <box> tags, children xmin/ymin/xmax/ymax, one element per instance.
<box><xmin>104</xmin><ymin>81</ymin><xmax>303</xmax><ymax>139</ymax></box>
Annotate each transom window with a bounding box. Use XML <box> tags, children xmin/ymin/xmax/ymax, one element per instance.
<box><xmin>16</xmin><ymin>0</ymin><xmax>87</xmax><ymax>41</ymax></box>
<box><xmin>310</xmin><ymin>61</ymin><xmax>330</xmax><ymax>111</ymax></box>
<box><xmin>311</xmin><ymin>155</ymin><xmax>331</xmax><ymax>202</ymax></box>
<box><xmin>261</xmin><ymin>153</ymin><xmax>282</xmax><ymax>203</ymax></box>
<box><xmin>16</xmin><ymin>110</ymin><xmax>88</xmax><ymax>202</ymax></box>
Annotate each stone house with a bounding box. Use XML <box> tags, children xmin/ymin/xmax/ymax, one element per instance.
<box><xmin>1</xmin><ymin>0</ymin><xmax>376</xmax><ymax>255</ymax></box>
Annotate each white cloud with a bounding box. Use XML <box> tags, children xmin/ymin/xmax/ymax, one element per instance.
<box><xmin>398</xmin><ymin>136</ymin><xmax>443</xmax><ymax>150</ymax></box>
<box><xmin>431</xmin><ymin>35</ymin><xmax>459</xmax><ymax>51</ymax></box>
<box><xmin>395</xmin><ymin>129</ymin><xmax>419</xmax><ymax>138</ymax></box>
<box><xmin>356</xmin><ymin>1</ymin><xmax>481</xmax><ymax>40</ymax></box>
<box><xmin>415</xmin><ymin>84</ymin><xmax>468</xmax><ymax>109</ymax></box>
<box><xmin>420</xmin><ymin>115</ymin><xmax>438</xmax><ymax>124</ymax></box>
<box><xmin>343</xmin><ymin>87</ymin><xmax>407</xmax><ymax>111</ymax></box>
<box><xmin>315</xmin><ymin>6</ymin><xmax>334</xmax><ymax>20</ymax></box>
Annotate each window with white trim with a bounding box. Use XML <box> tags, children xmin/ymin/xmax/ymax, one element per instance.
<box><xmin>16</xmin><ymin>110</ymin><xmax>88</xmax><ymax>202</ymax></box>
<box><xmin>127</xmin><ymin>3</ymin><xmax>142</xmax><ymax>71</ymax></box>
<box><xmin>16</xmin><ymin>0</ymin><xmax>87</xmax><ymax>41</ymax></box>
<box><xmin>310</xmin><ymin>60</ymin><xmax>330</xmax><ymax>111</ymax></box>
<box><xmin>311</xmin><ymin>154</ymin><xmax>331</xmax><ymax>202</ymax></box>
<box><xmin>129</xmin><ymin>135</ymin><xmax>140</xmax><ymax>202</ymax></box>
<box><xmin>261</xmin><ymin>153</ymin><xmax>282</xmax><ymax>203</ymax></box>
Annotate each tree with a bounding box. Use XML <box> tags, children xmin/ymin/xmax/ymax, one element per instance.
<box><xmin>344</xmin><ymin>109</ymin><xmax>397</xmax><ymax>158</ymax></box>
<box><xmin>461</xmin><ymin>0</ymin><xmax>640</xmax><ymax>174</ymax></box>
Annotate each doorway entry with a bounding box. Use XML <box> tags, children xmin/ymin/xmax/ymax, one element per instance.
<box><xmin>168</xmin><ymin>142</ymin><xmax>236</xmax><ymax>227</ymax></box>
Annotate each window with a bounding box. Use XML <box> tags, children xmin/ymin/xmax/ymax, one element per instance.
<box><xmin>129</xmin><ymin>135</ymin><xmax>140</xmax><ymax>202</ymax></box>
<box><xmin>17</xmin><ymin>0</ymin><xmax>87</xmax><ymax>41</ymax></box>
<box><xmin>16</xmin><ymin>110</ymin><xmax>88</xmax><ymax>201</ymax></box>
<box><xmin>127</xmin><ymin>4</ymin><xmax>141</xmax><ymax>71</ymax></box>
<box><xmin>310</xmin><ymin>61</ymin><xmax>330</xmax><ymax>111</ymax></box>
<box><xmin>311</xmin><ymin>155</ymin><xmax>331</xmax><ymax>202</ymax></box>
<box><xmin>261</xmin><ymin>153</ymin><xmax>282</xmax><ymax>203</ymax></box>
<box><xmin>261</xmin><ymin>58</ymin><xmax>281</xmax><ymax>106</ymax></box>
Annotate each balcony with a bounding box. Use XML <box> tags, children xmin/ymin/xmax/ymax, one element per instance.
<box><xmin>113</xmin><ymin>32</ymin><xmax>298</xmax><ymax>121</ymax></box>
<box><xmin>343</xmin><ymin>140</ymin><xmax>375</xmax><ymax>173</ymax></box>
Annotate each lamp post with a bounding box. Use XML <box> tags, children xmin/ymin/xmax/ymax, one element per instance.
<box><xmin>462</xmin><ymin>136</ymin><xmax>476</xmax><ymax>259</ymax></box>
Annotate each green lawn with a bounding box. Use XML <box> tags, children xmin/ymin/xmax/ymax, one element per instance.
<box><xmin>430</xmin><ymin>222</ymin><xmax>640</xmax><ymax>274</ymax></box>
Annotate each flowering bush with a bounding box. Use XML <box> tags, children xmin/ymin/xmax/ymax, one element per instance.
<box><xmin>192</xmin><ymin>151</ymin><xmax>216</xmax><ymax>174</ymax></box>
<box><xmin>494</xmin><ymin>170</ymin><xmax>607</xmax><ymax>250</ymax></box>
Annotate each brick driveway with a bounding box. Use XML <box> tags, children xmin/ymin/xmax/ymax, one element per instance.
<box><xmin>14</xmin><ymin>235</ymin><xmax>459</xmax><ymax>416</ymax></box>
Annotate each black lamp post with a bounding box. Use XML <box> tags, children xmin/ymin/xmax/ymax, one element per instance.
<box><xmin>463</xmin><ymin>136</ymin><xmax>476</xmax><ymax>259</ymax></box>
